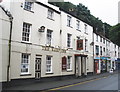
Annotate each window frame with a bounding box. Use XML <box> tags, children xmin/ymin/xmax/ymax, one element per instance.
<box><xmin>84</xmin><ymin>24</ymin><xmax>88</xmax><ymax>34</ymax></box>
<box><xmin>47</xmin><ymin>9</ymin><xmax>54</xmax><ymax>20</ymax></box>
<box><xmin>22</xmin><ymin>22</ymin><xmax>31</xmax><ymax>42</ymax></box>
<box><xmin>24</xmin><ymin>1</ymin><xmax>34</xmax><ymax>12</ymax></box>
<box><xmin>46</xmin><ymin>55</ymin><xmax>52</xmax><ymax>73</ymax></box>
<box><xmin>96</xmin><ymin>35</ymin><xmax>98</xmax><ymax>42</ymax></box>
<box><xmin>21</xmin><ymin>53</ymin><xmax>30</xmax><ymax>75</ymax></box>
<box><xmin>76</xmin><ymin>20</ymin><xmax>80</xmax><ymax>31</ymax></box>
<box><xmin>67</xmin><ymin>56</ymin><xmax>72</xmax><ymax>71</ymax></box>
<box><xmin>67</xmin><ymin>15</ymin><xmax>72</xmax><ymax>27</ymax></box>
<box><xmin>67</xmin><ymin>33</ymin><xmax>72</xmax><ymax>48</ymax></box>
<box><xmin>46</xmin><ymin>29</ymin><xmax>53</xmax><ymax>45</ymax></box>
<box><xmin>85</xmin><ymin>39</ymin><xmax>88</xmax><ymax>51</ymax></box>
<box><xmin>95</xmin><ymin>45</ymin><xmax>99</xmax><ymax>55</ymax></box>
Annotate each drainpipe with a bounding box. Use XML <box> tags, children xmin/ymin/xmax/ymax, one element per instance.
<box><xmin>93</xmin><ymin>31</ymin><xmax>95</xmax><ymax>74</ymax></box>
<box><xmin>7</xmin><ymin>15</ymin><xmax>13</xmax><ymax>82</ymax></box>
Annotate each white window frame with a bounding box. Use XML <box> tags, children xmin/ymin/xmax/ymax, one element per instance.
<box><xmin>100</xmin><ymin>37</ymin><xmax>102</xmax><ymax>42</ymax></box>
<box><xmin>46</xmin><ymin>56</ymin><xmax>52</xmax><ymax>73</ymax></box>
<box><xmin>47</xmin><ymin>9</ymin><xmax>54</xmax><ymax>20</ymax></box>
<box><xmin>24</xmin><ymin>1</ymin><xmax>34</xmax><ymax>11</ymax></box>
<box><xmin>95</xmin><ymin>45</ymin><xmax>99</xmax><ymax>55</ymax></box>
<box><xmin>76</xmin><ymin>20</ymin><xmax>80</xmax><ymax>30</ymax></box>
<box><xmin>96</xmin><ymin>35</ymin><xmax>98</xmax><ymax>42</ymax></box>
<box><xmin>67</xmin><ymin>56</ymin><xmax>72</xmax><ymax>71</ymax></box>
<box><xmin>22</xmin><ymin>22</ymin><xmax>31</xmax><ymax>42</ymax></box>
<box><xmin>21</xmin><ymin>53</ymin><xmax>30</xmax><ymax>74</ymax></box>
<box><xmin>84</xmin><ymin>24</ymin><xmax>88</xmax><ymax>34</ymax></box>
<box><xmin>85</xmin><ymin>39</ymin><xmax>88</xmax><ymax>51</ymax></box>
<box><xmin>67</xmin><ymin>15</ymin><xmax>72</xmax><ymax>27</ymax></box>
<box><xmin>46</xmin><ymin>29</ymin><xmax>52</xmax><ymax>45</ymax></box>
<box><xmin>67</xmin><ymin>34</ymin><xmax>72</xmax><ymax>48</ymax></box>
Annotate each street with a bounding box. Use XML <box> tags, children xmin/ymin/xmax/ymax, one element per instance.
<box><xmin>3</xmin><ymin>73</ymin><xmax>119</xmax><ymax>91</ymax></box>
<box><xmin>48</xmin><ymin>74</ymin><xmax>118</xmax><ymax>91</ymax></box>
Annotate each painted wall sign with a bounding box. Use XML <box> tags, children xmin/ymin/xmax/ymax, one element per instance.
<box><xmin>42</xmin><ymin>46</ymin><xmax>66</xmax><ymax>53</ymax></box>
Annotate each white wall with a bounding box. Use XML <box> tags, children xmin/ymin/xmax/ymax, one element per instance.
<box><xmin>0</xmin><ymin>7</ymin><xmax>10</xmax><ymax>82</ymax></box>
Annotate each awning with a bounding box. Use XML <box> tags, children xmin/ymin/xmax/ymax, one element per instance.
<box><xmin>75</xmin><ymin>54</ymin><xmax>88</xmax><ymax>57</ymax></box>
<box><xmin>100</xmin><ymin>57</ymin><xmax>107</xmax><ymax>60</ymax></box>
<box><xmin>94</xmin><ymin>57</ymin><xmax>100</xmax><ymax>59</ymax></box>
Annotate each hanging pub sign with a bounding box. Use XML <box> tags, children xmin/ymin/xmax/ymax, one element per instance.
<box><xmin>77</xmin><ymin>40</ymin><xmax>83</xmax><ymax>50</ymax></box>
<box><xmin>62</xmin><ymin>56</ymin><xmax>67</xmax><ymax>71</ymax></box>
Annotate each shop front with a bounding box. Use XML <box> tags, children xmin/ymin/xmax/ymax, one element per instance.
<box><xmin>94</xmin><ymin>57</ymin><xmax>100</xmax><ymax>74</ymax></box>
<box><xmin>100</xmin><ymin>57</ymin><xmax>107</xmax><ymax>73</ymax></box>
<box><xmin>106</xmin><ymin>57</ymin><xmax>111</xmax><ymax>72</ymax></box>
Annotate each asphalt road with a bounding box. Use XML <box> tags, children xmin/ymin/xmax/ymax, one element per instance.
<box><xmin>49</xmin><ymin>74</ymin><xmax>118</xmax><ymax>91</ymax></box>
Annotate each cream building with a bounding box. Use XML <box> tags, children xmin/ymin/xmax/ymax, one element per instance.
<box><xmin>94</xmin><ymin>32</ymin><xmax>119</xmax><ymax>74</ymax></box>
<box><xmin>93</xmin><ymin>33</ymin><xmax>107</xmax><ymax>74</ymax></box>
<box><xmin>0</xmin><ymin>0</ymin><xmax>94</xmax><ymax>82</ymax></box>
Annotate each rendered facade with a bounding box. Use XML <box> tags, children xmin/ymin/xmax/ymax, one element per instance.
<box><xmin>0</xmin><ymin>0</ymin><xmax>119</xmax><ymax>82</ymax></box>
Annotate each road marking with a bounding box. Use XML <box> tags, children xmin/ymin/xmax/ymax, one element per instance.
<box><xmin>42</xmin><ymin>76</ymin><xmax>108</xmax><ymax>92</ymax></box>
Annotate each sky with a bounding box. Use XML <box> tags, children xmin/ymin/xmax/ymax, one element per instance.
<box><xmin>64</xmin><ymin>0</ymin><xmax>119</xmax><ymax>26</ymax></box>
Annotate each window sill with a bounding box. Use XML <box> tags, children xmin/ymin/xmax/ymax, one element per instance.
<box><xmin>67</xmin><ymin>25</ymin><xmax>73</xmax><ymax>28</ymax></box>
<box><xmin>84</xmin><ymin>32</ymin><xmax>88</xmax><ymax>35</ymax></box>
<box><xmin>24</xmin><ymin>8</ymin><xmax>34</xmax><ymax>13</ymax></box>
<box><xmin>67</xmin><ymin>48</ymin><xmax>73</xmax><ymax>50</ymax></box>
<box><xmin>76</xmin><ymin>29</ymin><xmax>81</xmax><ymax>32</ymax></box>
<box><xmin>20</xmin><ymin>74</ymin><xmax>32</xmax><ymax>76</ymax></box>
<box><xmin>45</xmin><ymin>72</ymin><xmax>54</xmax><ymax>75</ymax></box>
<box><xmin>47</xmin><ymin>17</ymin><xmax>55</xmax><ymax>21</ymax></box>
<box><xmin>67</xmin><ymin>70</ymin><xmax>72</xmax><ymax>72</ymax></box>
<box><xmin>21</xmin><ymin>41</ymin><xmax>32</xmax><ymax>44</ymax></box>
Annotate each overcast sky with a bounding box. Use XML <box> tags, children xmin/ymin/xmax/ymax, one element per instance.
<box><xmin>64</xmin><ymin>0</ymin><xmax>119</xmax><ymax>26</ymax></box>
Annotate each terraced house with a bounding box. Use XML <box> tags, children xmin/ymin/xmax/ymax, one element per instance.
<box><xmin>0</xmin><ymin>0</ymin><xmax>119</xmax><ymax>83</ymax></box>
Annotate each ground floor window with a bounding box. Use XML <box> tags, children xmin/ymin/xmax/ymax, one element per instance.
<box><xmin>21</xmin><ymin>53</ymin><xmax>30</xmax><ymax>74</ymax></box>
<box><xmin>46</xmin><ymin>56</ymin><xmax>52</xmax><ymax>73</ymax></box>
<box><xmin>67</xmin><ymin>56</ymin><xmax>72</xmax><ymax>71</ymax></box>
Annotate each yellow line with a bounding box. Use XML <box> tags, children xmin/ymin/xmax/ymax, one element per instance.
<box><xmin>43</xmin><ymin>76</ymin><xmax>108</xmax><ymax>92</ymax></box>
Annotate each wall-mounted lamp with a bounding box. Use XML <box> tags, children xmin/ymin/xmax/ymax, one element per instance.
<box><xmin>38</xmin><ymin>26</ymin><xmax>45</xmax><ymax>32</ymax></box>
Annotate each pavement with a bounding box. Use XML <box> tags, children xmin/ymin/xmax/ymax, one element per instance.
<box><xmin>2</xmin><ymin>70</ymin><xmax>118</xmax><ymax>91</ymax></box>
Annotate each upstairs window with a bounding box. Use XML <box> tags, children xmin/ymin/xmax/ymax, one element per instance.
<box><xmin>85</xmin><ymin>39</ymin><xmax>88</xmax><ymax>51</ymax></box>
<box><xmin>76</xmin><ymin>20</ymin><xmax>80</xmax><ymax>31</ymax></box>
<box><xmin>24</xmin><ymin>1</ymin><xmax>34</xmax><ymax>11</ymax></box>
<box><xmin>100</xmin><ymin>46</ymin><xmax>102</xmax><ymax>55</ymax></box>
<box><xmin>84</xmin><ymin>24</ymin><xmax>88</xmax><ymax>34</ymax></box>
<box><xmin>103</xmin><ymin>38</ymin><xmax>105</xmax><ymax>44</ymax></box>
<box><xmin>95</xmin><ymin>45</ymin><xmax>99</xmax><ymax>55</ymax></box>
<box><xmin>67</xmin><ymin>34</ymin><xmax>72</xmax><ymax>48</ymax></box>
<box><xmin>96</xmin><ymin>35</ymin><xmax>98</xmax><ymax>42</ymax></box>
<box><xmin>67</xmin><ymin>16</ymin><xmax>72</xmax><ymax>27</ymax></box>
<box><xmin>22</xmin><ymin>22</ymin><xmax>31</xmax><ymax>42</ymax></box>
<box><xmin>46</xmin><ymin>29</ymin><xmax>52</xmax><ymax>45</ymax></box>
<box><xmin>48</xmin><ymin>9</ymin><xmax>54</xmax><ymax>20</ymax></box>
<box><xmin>100</xmin><ymin>37</ymin><xmax>102</xmax><ymax>42</ymax></box>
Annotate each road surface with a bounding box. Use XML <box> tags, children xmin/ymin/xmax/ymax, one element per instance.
<box><xmin>49</xmin><ymin>74</ymin><xmax>118</xmax><ymax>91</ymax></box>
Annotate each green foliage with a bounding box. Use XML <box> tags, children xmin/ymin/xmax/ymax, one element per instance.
<box><xmin>49</xmin><ymin>2</ymin><xmax>120</xmax><ymax>46</ymax></box>
<box><xmin>109</xmin><ymin>23</ymin><xmax>120</xmax><ymax>46</ymax></box>
<box><xmin>49</xmin><ymin>2</ymin><xmax>111</xmax><ymax>35</ymax></box>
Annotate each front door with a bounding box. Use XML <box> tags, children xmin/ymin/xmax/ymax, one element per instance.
<box><xmin>35</xmin><ymin>57</ymin><xmax>41</xmax><ymax>79</ymax></box>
